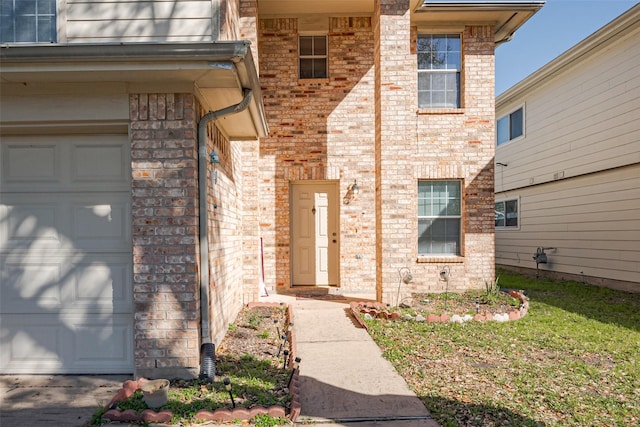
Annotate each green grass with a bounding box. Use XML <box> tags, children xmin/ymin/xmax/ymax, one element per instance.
<box><xmin>365</xmin><ymin>270</ymin><xmax>640</xmax><ymax>427</ymax></box>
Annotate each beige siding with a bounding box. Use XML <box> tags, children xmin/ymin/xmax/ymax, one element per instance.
<box><xmin>495</xmin><ymin>23</ymin><xmax>640</xmax><ymax>193</ymax></box>
<box><xmin>1</xmin><ymin>84</ymin><xmax>129</xmax><ymax>125</ymax></box>
<box><xmin>496</xmin><ymin>164</ymin><xmax>640</xmax><ymax>285</ymax></box>
<box><xmin>64</xmin><ymin>0</ymin><xmax>215</xmax><ymax>42</ymax></box>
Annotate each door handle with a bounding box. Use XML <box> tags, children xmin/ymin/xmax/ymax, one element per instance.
<box><xmin>332</xmin><ymin>239</ymin><xmax>337</xmax><ymax>243</ymax></box>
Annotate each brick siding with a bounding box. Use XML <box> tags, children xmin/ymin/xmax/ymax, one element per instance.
<box><xmin>130</xmin><ymin>94</ymin><xmax>255</xmax><ymax>378</ymax></box>
<box><xmin>258</xmin><ymin>3</ymin><xmax>496</xmax><ymax>302</ymax></box>
<box><xmin>258</xmin><ymin>16</ymin><xmax>377</xmax><ymax>291</ymax></box>
<box><xmin>130</xmin><ymin>93</ymin><xmax>201</xmax><ymax>378</ymax></box>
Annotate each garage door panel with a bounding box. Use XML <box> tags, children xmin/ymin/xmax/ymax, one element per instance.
<box><xmin>72</xmin><ymin>318</ymin><xmax>133</xmax><ymax>366</ymax></box>
<box><xmin>1</xmin><ymin>263</ymin><xmax>63</xmax><ymax>310</ymax></box>
<box><xmin>73</xmin><ymin>260</ymin><xmax>132</xmax><ymax>310</ymax></box>
<box><xmin>2</xmin><ymin>254</ymin><xmax>133</xmax><ymax>314</ymax></box>
<box><xmin>0</xmin><ymin>314</ymin><xmax>133</xmax><ymax>374</ymax></box>
<box><xmin>1</xmin><ymin>194</ymin><xmax>130</xmax><ymax>252</ymax></box>
<box><xmin>1</xmin><ymin>135</ymin><xmax>130</xmax><ymax>193</ymax></box>
<box><xmin>1</xmin><ymin>143</ymin><xmax>61</xmax><ymax>183</ymax></box>
<box><xmin>72</xmin><ymin>143</ymin><xmax>129</xmax><ymax>183</ymax></box>
<box><xmin>2</xmin><ymin>203</ymin><xmax>62</xmax><ymax>248</ymax></box>
<box><xmin>71</xmin><ymin>197</ymin><xmax>131</xmax><ymax>249</ymax></box>
<box><xmin>1</xmin><ymin>320</ymin><xmax>62</xmax><ymax>366</ymax></box>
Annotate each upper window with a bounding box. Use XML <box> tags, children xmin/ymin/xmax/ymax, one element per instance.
<box><xmin>1</xmin><ymin>0</ymin><xmax>57</xmax><ymax>43</ymax></box>
<box><xmin>495</xmin><ymin>199</ymin><xmax>518</xmax><ymax>228</ymax></box>
<box><xmin>299</xmin><ymin>35</ymin><xmax>327</xmax><ymax>79</ymax></box>
<box><xmin>497</xmin><ymin>106</ymin><xmax>524</xmax><ymax>145</ymax></box>
<box><xmin>417</xmin><ymin>34</ymin><xmax>461</xmax><ymax>109</ymax></box>
<box><xmin>418</xmin><ymin>180</ymin><xmax>462</xmax><ymax>255</ymax></box>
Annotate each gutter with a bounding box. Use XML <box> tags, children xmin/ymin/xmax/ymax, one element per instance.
<box><xmin>0</xmin><ymin>41</ymin><xmax>253</xmax><ymax>62</ymax></box>
<box><xmin>0</xmin><ymin>42</ymin><xmax>269</xmax><ymax>138</ymax></box>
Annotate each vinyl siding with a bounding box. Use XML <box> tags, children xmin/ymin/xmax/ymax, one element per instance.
<box><xmin>494</xmin><ymin>8</ymin><xmax>640</xmax><ymax>289</ymax></box>
<box><xmin>495</xmin><ymin>21</ymin><xmax>640</xmax><ymax>193</ymax></box>
<box><xmin>496</xmin><ymin>164</ymin><xmax>640</xmax><ymax>285</ymax></box>
<box><xmin>65</xmin><ymin>0</ymin><xmax>216</xmax><ymax>42</ymax></box>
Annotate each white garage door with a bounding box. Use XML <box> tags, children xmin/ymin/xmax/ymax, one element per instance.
<box><xmin>0</xmin><ymin>135</ymin><xmax>133</xmax><ymax>374</ymax></box>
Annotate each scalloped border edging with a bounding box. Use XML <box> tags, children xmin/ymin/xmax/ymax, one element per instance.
<box><xmin>103</xmin><ymin>302</ymin><xmax>301</xmax><ymax>424</ymax></box>
<box><xmin>350</xmin><ymin>290</ymin><xmax>529</xmax><ymax>330</ymax></box>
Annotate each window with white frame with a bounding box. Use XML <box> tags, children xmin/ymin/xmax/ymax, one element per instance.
<box><xmin>418</xmin><ymin>180</ymin><xmax>462</xmax><ymax>255</ymax></box>
<box><xmin>497</xmin><ymin>106</ymin><xmax>524</xmax><ymax>145</ymax></box>
<box><xmin>1</xmin><ymin>0</ymin><xmax>57</xmax><ymax>43</ymax></box>
<box><xmin>299</xmin><ymin>35</ymin><xmax>327</xmax><ymax>79</ymax></box>
<box><xmin>495</xmin><ymin>198</ymin><xmax>518</xmax><ymax>228</ymax></box>
<box><xmin>417</xmin><ymin>34</ymin><xmax>461</xmax><ymax>108</ymax></box>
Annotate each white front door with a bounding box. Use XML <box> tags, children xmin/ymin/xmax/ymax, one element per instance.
<box><xmin>0</xmin><ymin>135</ymin><xmax>133</xmax><ymax>374</ymax></box>
<box><xmin>291</xmin><ymin>182</ymin><xmax>339</xmax><ymax>286</ymax></box>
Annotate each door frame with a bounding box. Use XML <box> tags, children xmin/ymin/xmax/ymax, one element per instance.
<box><xmin>289</xmin><ymin>180</ymin><xmax>340</xmax><ymax>287</ymax></box>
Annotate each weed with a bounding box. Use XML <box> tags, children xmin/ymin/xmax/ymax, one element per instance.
<box><xmin>252</xmin><ymin>413</ymin><xmax>290</xmax><ymax>426</ymax></box>
<box><xmin>247</xmin><ymin>312</ymin><xmax>262</xmax><ymax>329</ymax></box>
<box><xmin>482</xmin><ymin>275</ymin><xmax>501</xmax><ymax>304</ymax></box>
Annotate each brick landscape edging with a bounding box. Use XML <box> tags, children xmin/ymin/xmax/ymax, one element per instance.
<box><xmin>103</xmin><ymin>302</ymin><xmax>300</xmax><ymax>423</ymax></box>
<box><xmin>350</xmin><ymin>290</ymin><xmax>529</xmax><ymax>330</ymax></box>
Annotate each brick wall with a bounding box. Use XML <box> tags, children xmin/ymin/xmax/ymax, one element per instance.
<box><xmin>374</xmin><ymin>0</ymin><xmax>417</xmax><ymax>303</ymax></box>
<box><xmin>239</xmin><ymin>0</ymin><xmax>259</xmax><ymax>72</ymax></box>
<box><xmin>130</xmin><ymin>93</ymin><xmax>255</xmax><ymax>378</ymax></box>
<box><xmin>257</xmin><ymin>4</ymin><xmax>496</xmax><ymax>300</ymax></box>
<box><xmin>374</xmin><ymin>3</ymin><xmax>496</xmax><ymax>303</ymax></box>
<box><xmin>258</xmin><ymin>16</ymin><xmax>377</xmax><ymax>291</ymax></box>
<box><xmin>409</xmin><ymin>26</ymin><xmax>496</xmax><ymax>296</ymax></box>
<box><xmin>130</xmin><ymin>93</ymin><xmax>200</xmax><ymax>379</ymax></box>
<box><xmin>204</xmin><ymin>123</ymin><xmax>249</xmax><ymax>347</ymax></box>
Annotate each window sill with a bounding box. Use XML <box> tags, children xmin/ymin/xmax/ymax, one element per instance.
<box><xmin>298</xmin><ymin>78</ymin><xmax>329</xmax><ymax>85</ymax></box>
<box><xmin>417</xmin><ymin>255</ymin><xmax>465</xmax><ymax>264</ymax></box>
<box><xmin>417</xmin><ymin>108</ymin><xmax>465</xmax><ymax>115</ymax></box>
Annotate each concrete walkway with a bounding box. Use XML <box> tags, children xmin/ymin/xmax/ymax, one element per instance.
<box><xmin>0</xmin><ymin>374</ymin><xmax>129</xmax><ymax>427</ymax></box>
<box><xmin>0</xmin><ymin>291</ymin><xmax>439</xmax><ymax>427</ymax></box>
<box><xmin>280</xmin><ymin>292</ymin><xmax>439</xmax><ymax>426</ymax></box>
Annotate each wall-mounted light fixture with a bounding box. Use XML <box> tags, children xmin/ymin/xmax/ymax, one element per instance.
<box><xmin>343</xmin><ymin>180</ymin><xmax>360</xmax><ymax>205</ymax></box>
<box><xmin>209</xmin><ymin>150</ymin><xmax>219</xmax><ymax>185</ymax></box>
<box><xmin>209</xmin><ymin>150</ymin><xmax>220</xmax><ymax>164</ymax></box>
<box><xmin>350</xmin><ymin>180</ymin><xmax>359</xmax><ymax>195</ymax></box>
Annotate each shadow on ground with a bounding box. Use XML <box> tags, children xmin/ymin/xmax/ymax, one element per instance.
<box><xmin>298</xmin><ymin>376</ymin><xmax>543</xmax><ymax>427</ymax></box>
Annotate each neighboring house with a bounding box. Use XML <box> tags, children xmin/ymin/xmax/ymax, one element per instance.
<box><xmin>0</xmin><ymin>0</ymin><xmax>542</xmax><ymax>378</ymax></box>
<box><xmin>495</xmin><ymin>4</ymin><xmax>640</xmax><ymax>292</ymax></box>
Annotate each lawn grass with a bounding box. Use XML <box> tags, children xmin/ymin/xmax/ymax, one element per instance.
<box><xmin>364</xmin><ymin>270</ymin><xmax>640</xmax><ymax>427</ymax></box>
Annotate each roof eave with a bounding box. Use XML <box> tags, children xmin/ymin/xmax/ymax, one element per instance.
<box><xmin>0</xmin><ymin>42</ymin><xmax>269</xmax><ymax>139</ymax></box>
<box><xmin>415</xmin><ymin>1</ymin><xmax>545</xmax><ymax>43</ymax></box>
